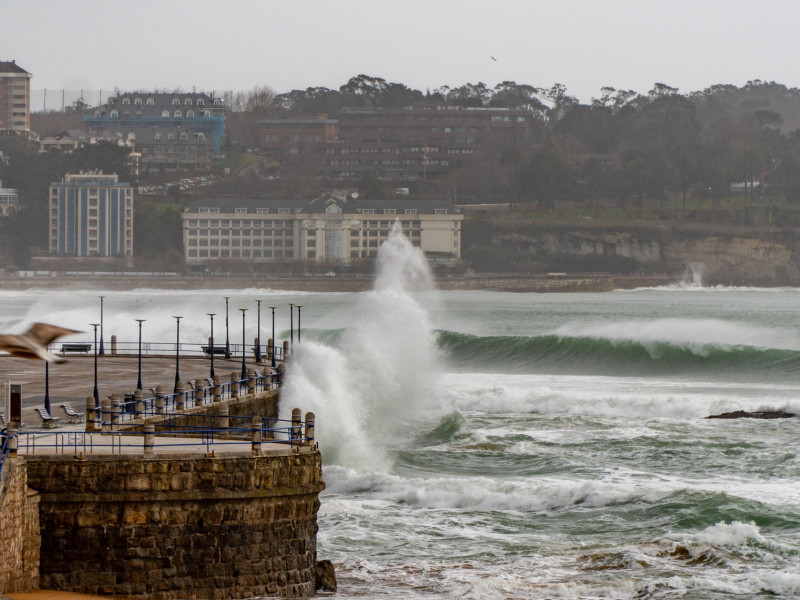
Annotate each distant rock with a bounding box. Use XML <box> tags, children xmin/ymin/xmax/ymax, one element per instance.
<box><xmin>706</xmin><ymin>410</ymin><xmax>796</xmax><ymax>419</ymax></box>
<box><xmin>315</xmin><ymin>559</ymin><xmax>337</xmax><ymax>592</ymax></box>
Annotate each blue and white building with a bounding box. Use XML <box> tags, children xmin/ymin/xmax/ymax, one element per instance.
<box><xmin>49</xmin><ymin>171</ymin><xmax>133</xmax><ymax>257</ymax></box>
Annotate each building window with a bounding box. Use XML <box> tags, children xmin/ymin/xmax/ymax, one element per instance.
<box><xmin>174</xmin><ymin>110</ymin><xmax>182</xmax><ymax>117</ymax></box>
<box><xmin>204</xmin><ymin>111</ymin><xmax>211</xmax><ymax>117</ymax></box>
<box><xmin>134</xmin><ymin>97</ymin><xmax>142</xmax><ymax>105</ymax></box>
<box><xmin>172</xmin><ymin>98</ymin><xmax>180</xmax><ymax>105</ymax></box>
<box><xmin>122</xmin><ymin>98</ymin><xmax>130</xmax><ymax>105</ymax></box>
<box><xmin>197</xmin><ymin>98</ymin><xmax>205</xmax><ymax>106</ymax></box>
<box><xmin>161</xmin><ymin>110</ymin><xmax>170</xmax><ymax>117</ymax></box>
<box><xmin>110</xmin><ymin>110</ymin><xmax>118</xmax><ymax>117</ymax></box>
<box><xmin>147</xmin><ymin>97</ymin><xmax>154</xmax><ymax>105</ymax></box>
<box><xmin>187</xmin><ymin>110</ymin><xmax>194</xmax><ymax>118</ymax></box>
<box><xmin>185</xmin><ymin>98</ymin><xmax>192</xmax><ymax>105</ymax></box>
<box><xmin>235</xmin><ymin>208</ymin><xmax>247</xmax><ymax>213</ymax></box>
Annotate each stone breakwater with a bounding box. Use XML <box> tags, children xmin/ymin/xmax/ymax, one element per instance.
<box><xmin>20</xmin><ymin>451</ymin><xmax>324</xmax><ymax>598</ymax></box>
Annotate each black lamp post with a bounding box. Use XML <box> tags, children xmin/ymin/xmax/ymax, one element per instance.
<box><xmin>289</xmin><ymin>303</ymin><xmax>294</xmax><ymax>348</ymax></box>
<box><xmin>224</xmin><ymin>296</ymin><xmax>231</xmax><ymax>359</ymax></box>
<box><xmin>44</xmin><ymin>361</ymin><xmax>51</xmax><ymax>414</ymax></box>
<box><xmin>173</xmin><ymin>316</ymin><xmax>182</xmax><ymax>394</ymax></box>
<box><xmin>269</xmin><ymin>306</ymin><xmax>277</xmax><ymax>369</ymax></box>
<box><xmin>91</xmin><ymin>323</ymin><xmax>100</xmax><ymax>408</ymax></box>
<box><xmin>255</xmin><ymin>300</ymin><xmax>262</xmax><ymax>363</ymax></box>
<box><xmin>135</xmin><ymin>319</ymin><xmax>145</xmax><ymax>391</ymax></box>
<box><xmin>296</xmin><ymin>305</ymin><xmax>303</xmax><ymax>343</ymax></box>
<box><xmin>207</xmin><ymin>313</ymin><xmax>216</xmax><ymax>380</ymax></box>
<box><xmin>239</xmin><ymin>308</ymin><xmax>248</xmax><ymax>380</ymax></box>
<box><xmin>98</xmin><ymin>296</ymin><xmax>105</xmax><ymax>355</ymax></box>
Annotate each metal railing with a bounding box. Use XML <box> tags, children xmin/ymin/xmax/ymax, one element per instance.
<box><xmin>98</xmin><ymin>370</ymin><xmax>280</xmax><ymax>426</ymax></box>
<box><xmin>15</xmin><ymin>412</ymin><xmax>313</xmax><ymax>456</ymax></box>
<box><xmin>0</xmin><ymin>432</ymin><xmax>13</xmax><ymax>480</ymax></box>
<box><xmin>53</xmin><ymin>341</ymin><xmax>286</xmax><ymax>360</ymax></box>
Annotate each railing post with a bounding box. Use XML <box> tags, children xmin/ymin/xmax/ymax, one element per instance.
<box><xmin>283</xmin><ymin>340</ymin><xmax>290</xmax><ymax>360</ymax></box>
<box><xmin>143</xmin><ymin>424</ymin><xmax>155</xmax><ymax>455</ymax></box>
<box><xmin>7</xmin><ymin>425</ymin><xmax>18</xmax><ymax>457</ymax></box>
<box><xmin>277</xmin><ymin>363</ymin><xmax>286</xmax><ymax>386</ymax></box>
<box><xmin>195</xmin><ymin>378</ymin><xmax>205</xmax><ymax>407</ymax></box>
<box><xmin>155</xmin><ymin>385</ymin><xmax>165</xmax><ymax>414</ymax></box>
<box><xmin>110</xmin><ymin>334</ymin><xmax>117</xmax><ymax>356</ymax></box>
<box><xmin>267</xmin><ymin>338</ymin><xmax>273</xmax><ymax>361</ymax></box>
<box><xmin>251</xmin><ymin>416</ymin><xmax>262</xmax><ymax>454</ymax></box>
<box><xmin>175</xmin><ymin>382</ymin><xmax>185</xmax><ymax>412</ymax></box>
<box><xmin>101</xmin><ymin>397</ymin><xmax>112</xmax><ymax>432</ymax></box>
<box><xmin>247</xmin><ymin>368</ymin><xmax>256</xmax><ymax>396</ymax></box>
<box><xmin>213</xmin><ymin>376</ymin><xmax>222</xmax><ymax>403</ymax></box>
<box><xmin>217</xmin><ymin>404</ymin><xmax>229</xmax><ymax>430</ymax></box>
<box><xmin>110</xmin><ymin>394</ymin><xmax>121</xmax><ymax>427</ymax></box>
<box><xmin>305</xmin><ymin>411</ymin><xmax>315</xmax><ymax>446</ymax></box>
<box><xmin>85</xmin><ymin>396</ymin><xmax>97</xmax><ymax>431</ymax></box>
<box><xmin>291</xmin><ymin>408</ymin><xmax>302</xmax><ymax>443</ymax></box>
<box><xmin>230</xmin><ymin>372</ymin><xmax>239</xmax><ymax>400</ymax></box>
<box><xmin>133</xmin><ymin>388</ymin><xmax>144</xmax><ymax>415</ymax></box>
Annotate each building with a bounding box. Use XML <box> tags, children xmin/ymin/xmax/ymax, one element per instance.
<box><xmin>0</xmin><ymin>60</ymin><xmax>31</xmax><ymax>136</ymax></box>
<box><xmin>49</xmin><ymin>172</ymin><xmax>133</xmax><ymax>257</ymax></box>
<box><xmin>0</xmin><ymin>180</ymin><xmax>19</xmax><ymax>217</ymax></box>
<box><xmin>84</xmin><ymin>92</ymin><xmax>226</xmax><ymax>173</ymax></box>
<box><xmin>258</xmin><ymin>102</ymin><xmax>532</xmax><ymax>183</ymax></box>
<box><xmin>182</xmin><ymin>193</ymin><xmax>462</xmax><ymax>264</ymax></box>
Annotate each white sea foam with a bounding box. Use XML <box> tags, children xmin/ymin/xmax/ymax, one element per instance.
<box><xmin>280</xmin><ymin>223</ymin><xmax>441</xmax><ymax>469</ymax></box>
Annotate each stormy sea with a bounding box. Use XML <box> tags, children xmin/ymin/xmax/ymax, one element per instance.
<box><xmin>2</xmin><ymin>228</ymin><xmax>799</xmax><ymax>598</ymax></box>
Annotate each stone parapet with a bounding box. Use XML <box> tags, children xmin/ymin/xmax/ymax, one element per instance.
<box><xmin>0</xmin><ymin>457</ymin><xmax>40</xmax><ymax>594</ymax></box>
<box><xmin>24</xmin><ymin>451</ymin><xmax>324</xmax><ymax>598</ymax></box>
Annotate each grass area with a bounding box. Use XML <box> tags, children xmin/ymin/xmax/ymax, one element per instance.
<box><xmin>211</xmin><ymin>149</ymin><xmax>261</xmax><ymax>175</ymax></box>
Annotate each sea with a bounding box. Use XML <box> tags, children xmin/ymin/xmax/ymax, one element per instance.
<box><xmin>2</xmin><ymin>228</ymin><xmax>799</xmax><ymax>599</ymax></box>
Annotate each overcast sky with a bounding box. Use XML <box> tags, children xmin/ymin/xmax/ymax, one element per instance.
<box><xmin>4</xmin><ymin>0</ymin><xmax>800</xmax><ymax>103</ymax></box>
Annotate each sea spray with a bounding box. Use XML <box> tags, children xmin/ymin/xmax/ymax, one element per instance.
<box><xmin>280</xmin><ymin>222</ymin><xmax>441</xmax><ymax>468</ymax></box>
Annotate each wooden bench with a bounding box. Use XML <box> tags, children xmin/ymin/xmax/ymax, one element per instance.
<box><xmin>60</xmin><ymin>343</ymin><xmax>91</xmax><ymax>354</ymax></box>
<box><xmin>34</xmin><ymin>407</ymin><xmax>62</xmax><ymax>428</ymax></box>
<box><xmin>201</xmin><ymin>345</ymin><xmax>227</xmax><ymax>357</ymax></box>
<box><xmin>59</xmin><ymin>403</ymin><xmax>85</xmax><ymax>423</ymax></box>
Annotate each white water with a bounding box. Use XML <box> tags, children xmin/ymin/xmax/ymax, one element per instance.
<box><xmin>280</xmin><ymin>223</ymin><xmax>442</xmax><ymax>468</ymax></box>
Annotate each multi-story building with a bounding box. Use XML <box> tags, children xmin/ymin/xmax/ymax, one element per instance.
<box><xmin>258</xmin><ymin>102</ymin><xmax>532</xmax><ymax>183</ymax></box>
<box><xmin>0</xmin><ymin>60</ymin><xmax>31</xmax><ymax>136</ymax></box>
<box><xmin>49</xmin><ymin>171</ymin><xmax>133</xmax><ymax>257</ymax></box>
<box><xmin>84</xmin><ymin>92</ymin><xmax>226</xmax><ymax>173</ymax></box>
<box><xmin>0</xmin><ymin>180</ymin><xmax>19</xmax><ymax>217</ymax></box>
<box><xmin>182</xmin><ymin>193</ymin><xmax>461</xmax><ymax>264</ymax></box>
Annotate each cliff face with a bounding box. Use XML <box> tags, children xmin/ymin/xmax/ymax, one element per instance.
<box><xmin>493</xmin><ymin>224</ymin><xmax>800</xmax><ymax>285</ymax></box>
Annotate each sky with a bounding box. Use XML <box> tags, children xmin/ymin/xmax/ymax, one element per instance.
<box><xmin>4</xmin><ymin>0</ymin><xmax>800</xmax><ymax>106</ymax></box>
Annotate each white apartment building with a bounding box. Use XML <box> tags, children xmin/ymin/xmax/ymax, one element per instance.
<box><xmin>182</xmin><ymin>193</ymin><xmax>462</xmax><ymax>264</ymax></box>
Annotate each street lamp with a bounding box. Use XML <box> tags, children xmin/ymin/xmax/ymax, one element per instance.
<box><xmin>44</xmin><ymin>361</ymin><xmax>51</xmax><ymax>415</ymax></box>
<box><xmin>255</xmin><ymin>300</ymin><xmax>262</xmax><ymax>363</ymax></box>
<box><xmin>268</xmin><ymin>306</ymin><xmax>277</xmax><ymax>369</ymax></box>
<box><xmin>207</xmin><ymin>313</ymin><xmax>216</xmax><ymax>380</ymax></box>
<box><xmin>90</xmin><ymin>323</ymin><xmax>100</xmax><ymax>408</ymax></box>
<box><xmin>173</xmin><ymin>316</ymin><xmax>182</xmax><ymax>394</ymax></box>
<box><xmin>135</xmin><ymin>319</ymin><xmax>146</xmax><ymax>391</ymax></box>
<box><xmin>98</xmin><ymin>296</ymin><xmax>105</xmax><ymax>355</ymax></box>
<box><xmin>239</xmin><ymin>308</ymin><xmax>248</xmax><ymax>380</ymax></box>
<box><xmin>289</xmin><ymin>303</ymin><xmax>294</xmax><ymax>348</ymax></box>
<box><xmin>224</xmin><ymin>296</ymin><xmax>231</xmax><ymax>359</ymax></box>
<box><xmin>296</xmin><ymin>305</ymin><xmax>303</xmax><ymax>343</ymax></box>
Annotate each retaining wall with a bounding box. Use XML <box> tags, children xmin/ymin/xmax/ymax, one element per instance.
<box><xmin>0</xmin><ymin>457</ymin><xmax>41</xmax><ymax>594</ymax></box>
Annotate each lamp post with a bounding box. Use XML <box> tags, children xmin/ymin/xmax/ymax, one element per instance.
<box><xmin>239</xmin><ymin>308</ymin><xmax>248</xmax><ymax>380</ymax></box>
<box><xmin>207</xmin><ymin>313</ymin><xmax>216</xmax><ymax>380</ymax></box>
<box><xmin>98</xmin><ymin>296</ymin><xmax>105</xmax><ymax>355</ymax></box>
<box><xmin>296</xmin><ymin>305</ymin><xmax>303</xmax><ymax>343</ymax></box>
<box><xmin>269</xmin><ymin>306</ymin><xmax>277</xmax><ymax>369</ymax></box>
<box><xmin>135</xmin><ymin>319</ymin><xmax>146</xmax><ymax>391</ymax></box>
<box><xmin>44</xmin><ymin>361</ymin><xmax>51</xmax><ymax>414</ymax></box>
<box><xmin>255</xmin><ymin>300</ymin><xmax>262</xmax><ymax>363</ymax></box>
<box><xmin>289</xmin><ymin>303</ymin><xmax>294</xmax><ymax>348</ymax></box>
<box><xmin>224</xmin><ymin>296</ymin><xmax>231</xmax><ymax>359</ymax></box>
<box><xmin>90</xmin><ymin>323</ymin><xmax>100</xmax><ymax>408</ymax></box>
<box><xmin>173</xmin><ymin>316</ymin><xmax>182</xmax><ymax>394</ymax></box>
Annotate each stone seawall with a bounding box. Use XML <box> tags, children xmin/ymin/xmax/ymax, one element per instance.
<box><xmin>24</xmin><ymin>451</ymin><xmax>324</xmax><ymax>598</ymax></box>
<box><xmin>0</xmin><ymin>458</ymin><xmax>40</xmax><ymax>594</ymax></box>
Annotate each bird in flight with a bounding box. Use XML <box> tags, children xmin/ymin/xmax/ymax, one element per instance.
<box><xmin>0</xmin><ymin>322</ymin><xmax>81</xmax><ymax>362</ymax></box>
<box><xmin>490</xmin><ymin>56</ymin><xmax>497</xmax><ymax>62</ymax></box>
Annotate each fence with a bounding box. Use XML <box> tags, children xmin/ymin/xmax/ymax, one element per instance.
<box><xmin>55</xmin><ymin>340</ymin><xmax>286</xmax><ymax>360</ymax></box>
<box><xmin>15</xmin><ymin>409</ymin><xmax>314</xmax><ymax>456</ymax></box>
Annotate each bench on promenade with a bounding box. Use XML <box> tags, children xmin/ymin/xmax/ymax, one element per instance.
<box><xmin>60</xmin><ymin>343</ymin><xmax>91</xmax><ymax>354</ymax></box>
<box><xmin>202</xmin><ymin>345</ymin><xmax>227</xmax><ymax>357</ymax></box>
<box><xmin>59</xmin><ymin>403</ymin><xmax>85</xmax><ymax>423</ymax></box>
<box><xmin>34</xmin><ymin>407</ymin><xmax>61</xmax><ymax>428</ymax></box>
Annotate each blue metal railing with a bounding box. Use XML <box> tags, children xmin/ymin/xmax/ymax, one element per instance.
<box><xmin>54</xmin><ymin>340</ymin><xmax>286</xmax><ymax>360</ymax></box>
<box><xmin>0</xmin><ymin>432</ymin><xmax>13</xmax><ymax>480</ymax></box>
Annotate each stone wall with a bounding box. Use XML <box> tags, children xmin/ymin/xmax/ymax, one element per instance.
<box><xmin>0</xmin><ymin>457</ymin><xmax>40</xmax><ymax>593</ymax></box>
<box><xmin>24</xmin><ymin>451</ymin><xmax>324</xmax><ymax>598</ymax></box>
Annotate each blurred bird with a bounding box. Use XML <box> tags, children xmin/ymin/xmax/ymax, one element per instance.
<box><xmin>490</xmin><ymin>56</ymin><xmax>497</xmax><ymax>62</ymax></box>
<box><xmin>0</xmin><ymin>322</ymin><xmax>81</xmax><ymax>362</ymax></box>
